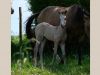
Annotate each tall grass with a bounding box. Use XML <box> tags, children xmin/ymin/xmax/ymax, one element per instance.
<box><xmin>12</xmin><ymin>56</ymin><xmax>90</xmax><ymax>75</ymax></box>
<box><xmin>11</xmin><ymin>35</ymin><xmax>90</xmax><ymax>75</ymax></box>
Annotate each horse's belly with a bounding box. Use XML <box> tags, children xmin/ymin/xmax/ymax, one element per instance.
<box><xmin>44</xmin><ymin>28</ymin><xmax>64</xmax><ymax>42</ymax></box>
<box><xmin>44</xmin><ymin>28</ymin><xmax>56</xmax><ymax>41</ymax></box>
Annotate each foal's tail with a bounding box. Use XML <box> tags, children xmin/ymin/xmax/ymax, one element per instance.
<box><xmin>25</xmin><ymin>13</ymin><xmax>40</xmax><ymax>39</ymax></box>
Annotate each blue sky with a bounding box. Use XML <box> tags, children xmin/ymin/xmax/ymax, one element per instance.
<box><xmin>11</xmin><ymin>0</ymin><xmax>32</xmax><ymax>35</ymax></box>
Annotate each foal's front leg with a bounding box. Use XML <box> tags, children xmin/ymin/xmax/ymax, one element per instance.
<box><xmin>51</xmin><ymin>43</ymin><xmax>58</xmax><ymax>64</ymax></box>
<box><xmin>60</xmin><ymin>43</ymin><xmax>66</xmax><ymax>64</ymax></box>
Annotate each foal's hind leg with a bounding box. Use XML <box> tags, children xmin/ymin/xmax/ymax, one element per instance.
<box><xmin>39</xmin><ymin>39</ymin><xmax>46</xmax><ymax>69</ymax></box>
<box><xmin>51</xmin><ymin>43</ymin><xmax>58</xmax><ymax>64</ymax></box>
<box><xmin>60</xmin><ymin>43</ymin><xmax>66</xmax><ymax>64</ymax></box>
<box><xmin>34</xmin><ymin>42</ymin><xmax>40</xmax><ymax>67</ymax></box>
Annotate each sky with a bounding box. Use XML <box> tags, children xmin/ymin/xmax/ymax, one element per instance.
<box><xmin>11</xmin><ymin>0</ymin><xmax>32</xmax><ymax>35</ymax></box>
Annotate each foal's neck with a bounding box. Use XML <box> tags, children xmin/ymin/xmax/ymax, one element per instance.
<box><xmin>57</xmin><ymin>24</ymin><xmax>66</xmax><ymax>32</ymax></box>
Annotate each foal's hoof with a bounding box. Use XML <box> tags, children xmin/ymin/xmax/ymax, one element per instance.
<box><xmin>59</xmin><ymin>59</ymin><xmax>64</xmax><ymax>64</ymax></box>
<box><xmin>32</xmin><ymin>63</ymin><xmax>37</xmax><ymax>67</ymax></box>
<box><xmin>78</xmin><ymin>62</ymin><xmax>82</xmax><ymax>65</ymax></box>
<box><xmin>49</xmin><ymin>62</ymin><xmax>54</xmax><ymax>66</ymax></box>
<box><xmin>41</xmin><ymin>66</ymin><xmax>44</xmax><ymax>70</ymax></box>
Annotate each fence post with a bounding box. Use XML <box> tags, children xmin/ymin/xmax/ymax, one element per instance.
<box><xmin>19</xmin><ymin>7</ymin><xmax>22</xmax><ymax>45</ymax></box>
<box><xmin>19</xmin><ymin>7</ymin><xmax>22</xmax><ymax>74</ymax></box>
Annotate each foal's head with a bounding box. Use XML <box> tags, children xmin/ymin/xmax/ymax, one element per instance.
<box><xmin>58</xmin><ymin>11</ymin><xmax>67</xmax><ymax>27</ymax></box>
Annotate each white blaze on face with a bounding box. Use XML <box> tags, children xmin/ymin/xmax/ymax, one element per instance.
<box><xmin>60</xmin><ymin>13</ymin><xmax>66</xmax><ymax>26</ymax></box>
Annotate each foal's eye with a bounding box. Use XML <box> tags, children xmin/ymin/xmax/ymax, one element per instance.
<box><xmin>65</xmin><ymin>10</ymin><xmax>67</xmax><ymax>13</ymax></box>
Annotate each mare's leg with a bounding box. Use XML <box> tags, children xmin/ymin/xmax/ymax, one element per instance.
<box><xmin>77</xmin><ymin>43</ymin><xmax>82</xmax><ymax>65</ymax></box>
<box><xmin>78</xmin><ymin>49</ymin><xmax>82</xmax><ymax>65</ymax></box>
<box><xmin>60</xmin><ymin>43</ymin><xmax>66</xmax><ymax>64</ymax></box>
<box><xmin>77</xmin><ymin>35</ymin><xmax>85</xmax><ymax>65</ymax></box>
<box><xmin>51</xmin><ymin>43</ymin><xmax>58</xmax><ymax>64</ymax></box>
<box><xmin>34</xmin><ymin>42</ymin><xmax>40</xmax><ymax>67</ymax></box>
<box><xmin>39</xmin><ymin>39</ymin><xmax>46</xmax><ymax>69</ymax></box>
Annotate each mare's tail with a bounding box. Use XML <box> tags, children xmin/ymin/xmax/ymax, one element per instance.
<box><xmin>25</xmin><ymin>13</ymin><xmax>39</xmax><ymax>39</ymax></box>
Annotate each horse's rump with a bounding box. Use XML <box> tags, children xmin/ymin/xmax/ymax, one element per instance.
<box><xmin>37</xmin><ymin>6</ymin><xmax>68</xmax><ymax>26</ymax></box>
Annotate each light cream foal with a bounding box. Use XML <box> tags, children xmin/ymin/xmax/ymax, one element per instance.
<box><xmin>34</xmin><ymin>11</ymin><xmax>67</xmax><ymax>68</ymax></box>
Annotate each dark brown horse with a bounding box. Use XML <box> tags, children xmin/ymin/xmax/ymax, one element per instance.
<box><xmin>25</xmin><ymin>4</ymin><xmax>90</xmax><ymax>65</ymax></box>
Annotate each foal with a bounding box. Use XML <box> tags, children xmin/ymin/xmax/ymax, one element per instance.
<box><xmin>34</xmin><ymin>11</ymin><xmax>67</xmax><ymax>68</ymax></box>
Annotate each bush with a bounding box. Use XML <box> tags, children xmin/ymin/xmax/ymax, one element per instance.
<box><xmin>11</xmin><ymin>35</ymin><xmax>32</xmax><ymax>62</ymax></box>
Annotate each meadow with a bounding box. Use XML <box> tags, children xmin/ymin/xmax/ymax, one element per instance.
<box><xmin>11</xmin><ymin>35</ymin><xmax>90</xmax><ymax>75</ymax></box>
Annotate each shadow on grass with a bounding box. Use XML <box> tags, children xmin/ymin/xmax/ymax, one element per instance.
<box><xmin>42</xmin><ymin>55</ymin><xmax>90</xmax><ymax>75</ymax></box>
<box><xmin>11</xmin><ymin>55</ymin><xmax>90</xmax><ymax>75</ymax></box>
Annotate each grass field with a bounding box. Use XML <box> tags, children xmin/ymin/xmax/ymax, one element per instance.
<box><xmin>11</xmin><ymin>35</ymin><xmax>90</xmax><ymax>75</ymax></box>
<box><xmin>11</xmin><ymin>55</ymin><xmax>90</xmax><ymax>75</ymax></box>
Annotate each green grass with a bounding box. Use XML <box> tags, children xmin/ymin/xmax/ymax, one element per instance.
<box><xmin>11</xmin><ymin>35</ymin><xmax>90</xmax><ymax>75</ymax></box>
<box><xmin>11</xmin><ymin>56</ymin><xmax>90</xmax><ymax>75</ymax></box>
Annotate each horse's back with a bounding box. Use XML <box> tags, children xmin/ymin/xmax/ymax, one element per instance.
<box><xmin>35</xmin><ymin>22</ymin><xmax>48</xmax><ymax>40</ymax></box>
<box><xmin>36</xmin><ymin>22</ymin><xmax>56</xmax><ymax>30</ymax></box>
<box><xmin>35</xmin><ymin>22</ymin><xmax>58</xmax><ymax>41</ymax></box>
<box><xmin>37</xmin><ymin>6</ymin><xmax>64</xmax><ymax>26</ymax></box>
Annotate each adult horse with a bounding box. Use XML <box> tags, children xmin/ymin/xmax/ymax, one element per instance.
<box><xmin>25</xmin><ymin>4</ymin><xmax>90</xmax><ymax>65</ymax></box>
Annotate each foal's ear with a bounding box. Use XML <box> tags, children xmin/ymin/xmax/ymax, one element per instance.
<box><xmin>65</xmin><ymin>10</ymin><xmax>67</xmax><ymax>14</ymax></box>
<box><xmin>57</xmin><ymin>8</ymin><xmax>61</xmax><ymax>14</ymax></box>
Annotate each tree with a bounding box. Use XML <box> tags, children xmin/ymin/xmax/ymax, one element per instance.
<box><xmin>27</xmin><ymin>0</ymin><xmax>90</xmax><ymax>13</ymax></box>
